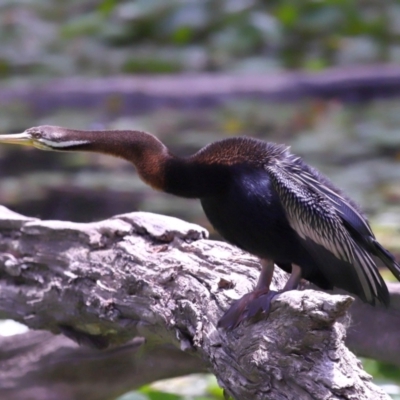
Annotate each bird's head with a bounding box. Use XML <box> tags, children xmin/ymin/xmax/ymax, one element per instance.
<box><xmin>0</xmin><ymin>125</ymin><xmax>90</xmax><ymax>151</ymax></box>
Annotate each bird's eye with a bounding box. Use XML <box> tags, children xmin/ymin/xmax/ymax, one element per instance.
<box><xmin>27</xmin><ymin>130</ymin><xmax>41</xmax><ymax>139</ymax></box>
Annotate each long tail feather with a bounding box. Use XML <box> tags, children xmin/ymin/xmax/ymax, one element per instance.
<box><xmin>372</xmin><ymin>239</ymin><xmax>400</xmax><ymax>281</ymax></box>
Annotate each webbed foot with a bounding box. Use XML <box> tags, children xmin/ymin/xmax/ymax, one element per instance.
<box><xmin>218</xmin><ymin>289</ymin><xmax>279</xmax><ymax>330</ymax></box>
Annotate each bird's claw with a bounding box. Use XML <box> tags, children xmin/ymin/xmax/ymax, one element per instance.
<box><xmin>218</xmin><ymin>289</ymin><xmax>279</xmax><ymax>330</ymax></box>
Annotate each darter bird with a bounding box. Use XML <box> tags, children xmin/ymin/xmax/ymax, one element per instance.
<box><xmin>1</xmin><ymin>125</ymin><xmax>399</xmax><ymax>329</ymax></box>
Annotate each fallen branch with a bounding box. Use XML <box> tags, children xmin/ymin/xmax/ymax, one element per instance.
<box><xmin>346</xmin><ymin>286</ymin><xmax>400</xmax><ymax>368</ymax></box>
<box><xmin>2</xmin><ymin>65</ymin><xmax>400</xmax><ymax>116</ymax></box>
<box><xmin>0</xmin><ymin>332</ymin><xmax>206</xmax><ymax>400</ymax></box>
<box><xmin>0</xmin><ymin>206</ymin><xmax>391</xmax><ymax>399</ymax></box>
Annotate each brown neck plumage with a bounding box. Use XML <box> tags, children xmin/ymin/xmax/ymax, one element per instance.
<box><xmin>69</xmin><ymin>129</ymin><xmax>172</xmax><ymax>191</ymax></box>
<box><xmin>11</xmin><ymin>126</ymin><xmax>234</xmax><ymax>198</ymax></box>
<box><xmin>54</xmin><ymin>128</ymin><xmax>227</xmax><ymax>198</ymax></box>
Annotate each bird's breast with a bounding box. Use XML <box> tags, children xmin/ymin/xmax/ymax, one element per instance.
<box><xmin>200</xmin><ymin>169</ymin><xmax>301</xmax><ymax>262</ymax></box>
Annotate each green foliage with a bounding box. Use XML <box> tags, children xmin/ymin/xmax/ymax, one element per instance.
<box><xmin>362</xmin><ymin>358</ymin><xmax>400</xmax><ymax>398</ymax></box>
<box><xmin>275</xmin><ymin>4</ymin><xmax>298</xmax><ymax>28</ymax></box>
<box><xmin>363</xmin><ymin>358</ymin><xmax>400</xmax><ymax>383</ymax></box>
<box><xmin>140</xmin><ymin>388</ymin><xmax>181</xmax><ymax>400</ymax></box>
<box><xmin>98</xmin><ymin>0</ymin><xmax>117</xmax><ymax>16</ymax></box>
<box><xmin>60</xmin><ymin>13</ymin><xmax>104</xmax><ymax>38</ymax></box>
<box><xmin>117</xmin><ymin>375</ymin><xmax>225</xmax><ymax>400</ymax></box>
<box><xmin>0</xmin><ymin>0</ymin><xmax>399</xmax><ymax>77</ymax></box>
<box><xmin>122</xmin><ymin>57</ymin><xmax>182</xmax><ymax>74</ymax></box>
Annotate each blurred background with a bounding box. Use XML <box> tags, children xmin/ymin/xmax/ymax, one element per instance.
<box><xmin>0</xmin><ymin>0</ymin><xmax>400</xmax><ymax>398</ymax></box>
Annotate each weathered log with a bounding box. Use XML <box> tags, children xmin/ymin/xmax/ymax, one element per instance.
<box><xmin>0</xmin><ymin>206</ymin><xmax>391</xmax><ymax>399</ymax></box>
<box><xmin>346</xmin><ymin>286</ymin><xmax>400</xmax><ymax>368</ymax></box>
<box><xmin>0</xmin><ymin>332</ymin><xmax>206</xmax><ymax>400</ymax></box>
<box><xmin>1</xmin><ymin>65</ymin><xmax>400</xmax><ymax>117</ymax></box>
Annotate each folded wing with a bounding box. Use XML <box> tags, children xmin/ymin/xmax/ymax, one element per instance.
<box><xmin>266</xmin><ymin>162</ymin><xmax>390</xmax><ymax>305</ymax></box>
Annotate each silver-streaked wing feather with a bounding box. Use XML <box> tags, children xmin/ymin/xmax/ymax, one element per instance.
<box><xmin>265</xmin><ymin>163</ymin><xmax>386</xmax><ymax>304</ymax></box>
<box><xmin>292</xmin><ymin>165</ymin><xmax>374</xmax><ymax>237</ymax></box>
<box><xmin>292</xmin><ymin>163</ymin><xmax>400</xmax><ymax>282</ymax></box>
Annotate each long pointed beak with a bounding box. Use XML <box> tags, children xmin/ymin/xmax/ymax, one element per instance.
<box><xmin>0</xmin><ymin>132</ymin><xmax>33</xmax><ymax>147</ymax></box>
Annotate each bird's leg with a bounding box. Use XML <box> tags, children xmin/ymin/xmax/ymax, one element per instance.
<box><xmin>218</xmin><ymin>258</ymin><xmax>274</xmax><ymax>330</ymax></box>
<box><xmin>282</xmin><ymin>263</ymin><xmax>302</xmax><ymax>291</ymax></box>
<box><xmin>255</xmin><ymin>258</ymin><xmax>275</xmax><ymax>290</ymax></box>
<box><xmin>243</xmin><ymin>263</ymin><xmax>303</xmax><ymax>321</ymax></box>
<box><xmin>218</xmin><ymin>263</ymin><xmax>303</xmax><ymax>330</ymax></box>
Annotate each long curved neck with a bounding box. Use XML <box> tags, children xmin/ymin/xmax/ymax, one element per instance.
<box><xmin>68</xmin><ymin>129</ymin><xmax>170</xmax><ymax>190</ymax></box>
<box><xmin>61</xmin><ymin>129</ymin><xmax>226</xmax><ymax>198</ymax></box>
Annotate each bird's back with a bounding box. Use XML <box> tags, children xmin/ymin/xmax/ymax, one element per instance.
<box><xmin>195</xmin><ymin>137</ymin><xmax>400</xmax><ymax>305</ymax></box>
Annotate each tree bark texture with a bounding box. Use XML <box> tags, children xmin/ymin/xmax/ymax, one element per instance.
<box><xmin>0</xmin><ymin>206</ymin><xmax>392</xmax><ymax>400</ymax></box>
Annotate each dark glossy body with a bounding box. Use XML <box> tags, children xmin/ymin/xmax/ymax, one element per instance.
<box><xmin>200</xmin><ymin>165</ymin><xmax>330</xmax><ymax>289</ymax></box>
<box><xmin>201</xmin><ymin>166</ymin><xmax>296</xmax><ymax>261</ymax></box>
<box><xmin>161</xmin><ymin>136</ymin><xmax>398</xmax><ymax>305</ymax></box>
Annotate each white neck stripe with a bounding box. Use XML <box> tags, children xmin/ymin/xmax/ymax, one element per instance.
<box><xmin>40</xmin><ymin>138</ymin><xmax>90</xmax><ymax>148</ymax></box>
